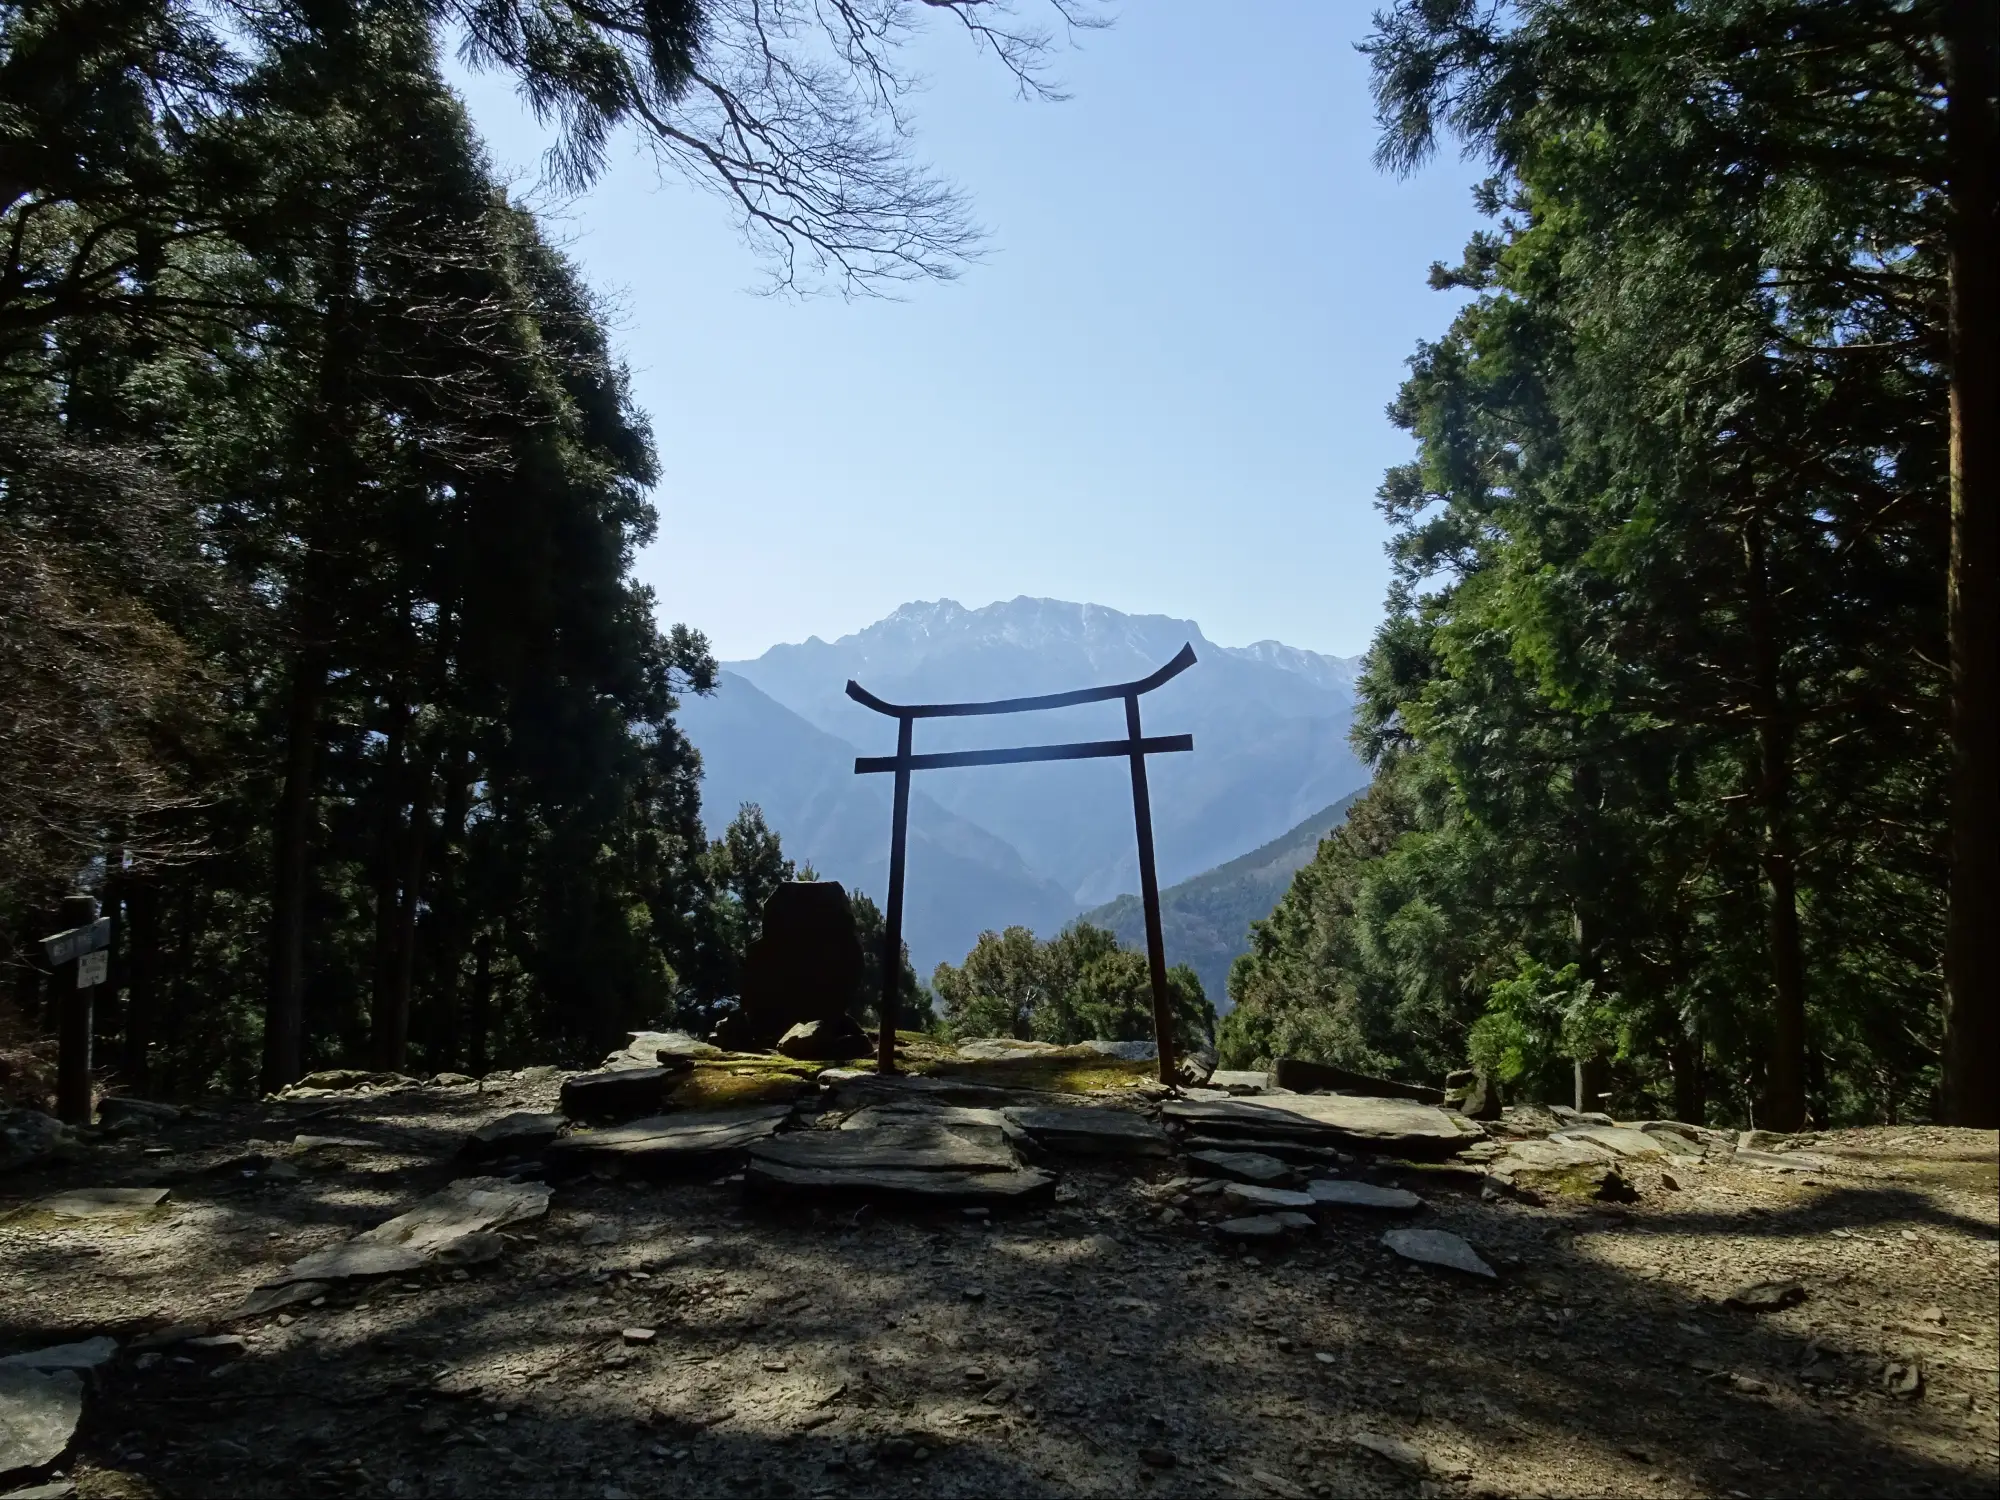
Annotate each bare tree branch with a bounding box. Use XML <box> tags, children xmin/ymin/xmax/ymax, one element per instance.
<box><xmin>454</xmin><ymin>0</ymin><xmax>1111</xmax><ymax>294</ymax></box>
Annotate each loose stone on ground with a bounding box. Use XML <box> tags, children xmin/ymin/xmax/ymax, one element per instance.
<box><xmin>1381</xmin><ymin>1227</ymin><xmax>1496</xmax><ymax>1277</ymax></box>
<box><xmin>0</xmin><ymin>1370</ymin><xmax>82</xmax><ymax>1477</ymax></box>
<box><xmin>270</xmin><ymin>1176</ymin><xmax>550</xmax><ymax>1283</ymax></box>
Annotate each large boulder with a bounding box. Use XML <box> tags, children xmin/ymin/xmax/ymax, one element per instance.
<box><xmin>775</xmin><ymin>1015</ymin><xmax>874</xmax><ymax>1061</ymax></box>
<box><xmin>737</xmin><ymin>882</ymin><xmax>865</xmax><ymax>1049</ymax></box>
<box><xmin>0</xmin><ymin>1109</ymin><xmax>75</xmax><ymax>1174</ymax></box>
<box><xmin>1458</xmin><ymin>1070</ymin><xmax>1504</xmax><ymax>1121</ymax></box>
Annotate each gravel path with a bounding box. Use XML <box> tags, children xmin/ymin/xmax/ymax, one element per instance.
<box><xmin>2</xmin><ymin>1077</ymin><xmax>1994</xmax><ymax>1499</ymax></box>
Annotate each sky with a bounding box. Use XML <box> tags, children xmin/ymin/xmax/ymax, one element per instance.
<box><xmin>446</xmin><ymin>2</ymin><xmax>1487</xmax><ymax>663</ymax></box>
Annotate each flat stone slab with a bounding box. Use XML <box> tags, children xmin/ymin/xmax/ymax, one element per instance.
<box><xmin>954</xmin><ymin>1038</ymin><xmax>1065</xmax><ymax>1060</ymax></box>
<box><xmin>744</xmin><ymin>1158</ymin><xmax>1056</xmax><ymax>1208</ymax></box>
<box><xmin>1382</xmin><ymin>1227</ymin><xmax>1494</xmax><ymax>1278</ymax></box>
<box><xmin>0</xmin><ymin>1368</ymin><xmax>81</xmax><ymax>1475</ymax></box>
<box><xmin>1634</xmin><ymin>1121</ymin><xmax>1713</xmax><ymax>1154</ymax></box>
<box><xmin>97</xmin><ymin>1097</ymin><xmax>181</xmax><ymax>1126</ymax></box>
<box><xmin>1734</xmin><ymin>1148</ymin><xmax>1832</xmax><ymax>1173</ymax></box>
<box><xmin>559</xmin><ymin>1066</ymin><xmax>679</xmax><ymax>1122</ymax></box>
<box><xmin>1002</xmin><ymin>1106</ymin><xmax>1171</xmax><ymax>1157</ymax></box>
<box><xmin>1552</xmin><ymin>1126</ymin><xmax>1669</xmax><ymax>1160</ymax></box>
<box><xmin>1216</xmin><ymin>1214</ymin><xmax>1288</xmax><ymax>1241</ymax></box>
<box><xmin>1484</xmin><ymin>1137</ymin><xmax>1613</xmax><ymax>1179</ymax></box>
<box><xmin>29</xmin><ymin>1187</ymin><xmax>170</xmax><ymax>1220</ymax></box>
<box><xmin>822</xmin><ymin>1071</ymin><xmax>1032</xmax><ymax>1111</ymax></box>
<box><xmin>749</xmin><ymin>1121</ymin><xmax>1020</xmax><ymax>1175</ymax></box>
<box><xmin>546</xmin><ymin>1105</ymin><xmax>791</xmax><ymax>1176</ymax></box>
<box><xmin>1183</xmin><ymin>1134</ymin><xmax>1346</xmax><ymax>1167</ymax></box>
<box><xmin>1307</xmin><ymin>1179</ymin><xmax>1423</xmax><ymax>1214</ymax></box>
<box><xmin>231</xmin><ymin>1280</ymin><xmax>331</xmax><ymax>1319</ymax></box>
<box><xmin>1187</xmin><ymin>1149</ymin><xmax>1299</xmax><ymax>1186</ymax></box>
<box><xmin>0</xmin><ymin>1339</ymin><xmax>117</xmax><ymax>1374</ymax></box>
<box><xmin>600</xmin><ymin>1030</ymin><xmax>720</xmax><ymax>1069</ymax></box>
<box><xmin>1205</xmin><ymin>1071</ymin><xmax>1271</xmax><ymax>1094</ymax></box>
<box><xmin>1272</xmin><ymin>1058</ymin><xmax>1445</xmax><ymax>1104</ymax></box>
<box><xmin>459</xmin><ymin>1111</ymin><xmax>565</xmax><ymax>1162</ymax></box>
<box><xmin>1222</xmin><ymin>1182</ymin><xmax>1317</xmax><ymax>1214</ymax></box>
<box><xmin>270</xmin><ymin>1177</ymin><xmax>550</xmax><ymax>1285</ymax></box>
<box><xmin>1163</xmin><ymin>1094</ymin><xmax>1473</xmax><ymax>1154</ymax></box>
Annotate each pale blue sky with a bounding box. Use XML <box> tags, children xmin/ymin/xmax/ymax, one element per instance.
<box><xmin>447</xmin><ymin>3</ymin><xmax>1484</xmax><ymax>662</ymax></box>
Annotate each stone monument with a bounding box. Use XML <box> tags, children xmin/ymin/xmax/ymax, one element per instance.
<box><xmin>730</xmin><ymin>881</ymin><xmax>867</xmax><ymax>1053</ymax></box>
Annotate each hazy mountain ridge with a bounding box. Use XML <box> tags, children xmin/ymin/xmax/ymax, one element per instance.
<box><xmin>676</xmin><ymin>671</ymin><xmax>1080</xmax><ymax>973</ymax></box>
<box><xmin>726</xmin><ymin>597</ymin><xmax>1370</xmax><ymax>903</ymax></box>
<box><xmin>678</xmin><ymin>598</ymin><xmax>1371</xmax><ymax>974</ymax></box>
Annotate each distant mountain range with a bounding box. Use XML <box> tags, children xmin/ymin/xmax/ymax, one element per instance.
<box><xmin>676</xmin><ymin>597</ymin><xmax>1371</xmax><ymax>979</ymax></box>
<box><xmin>1082</xmin><ymin>790</ymin><xmax>1365</xmax><ymax>1008</ymax></box>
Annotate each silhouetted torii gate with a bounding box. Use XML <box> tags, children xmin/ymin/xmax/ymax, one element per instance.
<box><xmin>849</xmin><ymin>643</ymin><xmax>1197</xmax><ymax>1082</ymax></box>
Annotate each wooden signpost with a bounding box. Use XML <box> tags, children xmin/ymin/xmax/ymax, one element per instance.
<box><xmin>849</xmin><ymin>643</ymin><xmax>1197</xmax><ymax>1082</ymax></box>
<box><xmin>41</xmin><ymin>896</ymin><xmax>110</xmax><ymax>1125</ymax></box>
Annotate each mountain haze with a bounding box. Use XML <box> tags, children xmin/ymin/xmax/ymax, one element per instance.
<box><xmin>675</xmin><ymin>672</ymin><xmax>1080</xmax><ymax>973</ymax></box>
<box><xmin>678</xmin><ymin>598</ymin><xmax>1371</xmax><ymax>974</ymax></box>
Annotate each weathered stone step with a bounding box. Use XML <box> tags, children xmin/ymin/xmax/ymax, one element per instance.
<box><xmin>1002</xmin><ymin>1106</ymin><xmax>1171</xmax><ymax>1158</ymax></box>
<box><xmin>744</xmin><ymin>1158</ymin><xmax>1057</xmax><ymax>1207</ymax></box>
<box><xmin>1186</xmin><ymin>1149</ymin><xmax>1299</xmax><ymax>1186</ymax></box>
<box><xmin>559</xmin><ymin>1066</ymin><xmax>685</xmax><ymax>1122</ymax></box>
<box><xmin>749</xmin><ymin>1121</ymin><xmax>1020</xmax><ymax>1175</ymax></box>
<box><xmin>1162</xmin><ymin>1094</ymin><xmax>1474</xmax><ymax>1156</ymax></box>
<box><xmin>545</xmin><ymin>1105</ymin><xmax>792</xmax><ymax>1176</ymax></box>
<box><xmin>1181</xmin><ymin>1134</ymin><xmax>1348</xmax><ymax>1167</ymax></box>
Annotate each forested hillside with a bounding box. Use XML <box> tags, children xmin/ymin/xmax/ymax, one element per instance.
<box><xmin>0</xmin><ymin>0</ymin><xmax>1078</xmax><ymax>1092</ymax></box>
<box><xmin>1083</xmin><ymin>793</ymin><xmax>1363</xmax><ymax>1005</ymax></box>
<box><xmin>1222</xmin><ymin>0</ymin><xmax>1996</xmax><ymax>1131</ymax></box>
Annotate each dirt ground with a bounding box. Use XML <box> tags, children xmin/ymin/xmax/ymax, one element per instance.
<box><xmin>3</xmin><ymin>1073</ymin><xmax>1995</xmax><ymax>1500</ymax></box>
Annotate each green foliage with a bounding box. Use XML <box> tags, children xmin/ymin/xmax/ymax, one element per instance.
<box><xmin>848</xmin><ymin>889</ymin><xmax>934</xmax><ymax>1034</ymax></box>
<box><xmin>1081</xmin><ymin>794</ymin><xmax>1362</xmax><ymax>1002</ymax></box>
<box><xmin>1468</xmin><ymin>958</ymin><xmax>1604</xmax><ymax>1102</ymax></box>
<box><xmin>933</xmin><ymin>922</ymin><xmax>1213</xmax><ymax>1055</ymax></box>
<box><xmin>1231</xmin><ymin>1</ymin><xmax>1952</xmax><ymax>1126</ymax></box>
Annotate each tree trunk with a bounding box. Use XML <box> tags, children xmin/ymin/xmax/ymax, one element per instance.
<box><xmin>1672</xmin><ymin>1031</ymin><xmax>1706</xmax><ymax>1125</ymax></box>
<box><xmin>263</xmin><ymin>652</ymin><xmax>325</xmax><ymax>1090</ymax></box>
<box><xmin>430</xmin><ymin>743</ymin><xmax>470</xmax><ymax>1069</ymax></box>
<box><xmin>369</xmin><ymin>697</ymin><xmax>411</xmax><ymax>1070</ymax></box>
<box><xmin>470</xmin><ymin>930</ymin><xmax>493</xmax><ymax>1078</ymax></box>
<box><xmin>383</xmin><ymin>759</ymin><xmax>431</xmax><ymax>1072</ymax></box>
<box><xmin>121</xmin><ymin>875</ymin><xmax>159</xmax><ymax>1092</ymax></box>
<box><xmin>1573</xmin><ymin>1056</ymin><xmax>1612</xmax><ymax>1115</ymax></box>
<box><xmin>1745</xmin><ymin>516</ymin><xmax>1808</xmax><ymax>1132</ymax></box>
<box><xmin>1941</xmin><ymin>0</ymin><xmax>2000</xmax><ymax>1128</ymax></box>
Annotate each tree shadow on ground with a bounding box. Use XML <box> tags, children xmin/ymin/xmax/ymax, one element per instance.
<box><xmin>5</xmin><ymin>1103</ymin><xmax>1996</xmax><ymax>1499</ymax></box>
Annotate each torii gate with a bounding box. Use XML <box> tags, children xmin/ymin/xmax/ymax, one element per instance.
<box><xmin>848</xmin><ymin>643</ymin><xmax>1197</xmax><ymax>1082</ymax></box>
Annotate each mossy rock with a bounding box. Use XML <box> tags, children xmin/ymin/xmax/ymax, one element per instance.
<box><xmin>919</xmin><ymin>1053</ymin><xmax>1160</xmax><ymax>1096</ymax></box>
<box><xmin>664</xmin><ymin>1064</ymin><xmax>816</xmax><ymax>1110</ymax></box>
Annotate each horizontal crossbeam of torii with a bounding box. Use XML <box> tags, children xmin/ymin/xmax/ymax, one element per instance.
<box><xmin>848</xmin><ymin>642</ymin><xmax>1197</xmax><ymax>1081</ymax></box>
